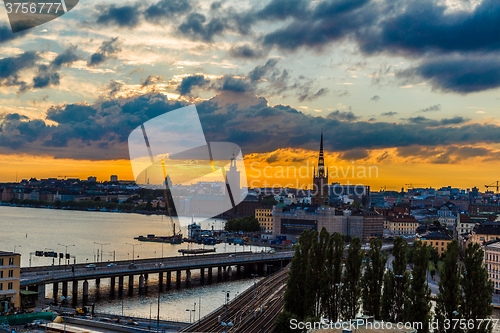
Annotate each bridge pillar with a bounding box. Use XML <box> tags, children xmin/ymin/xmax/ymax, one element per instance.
<box><xmin>72</xmin><ymin>280</ymin><xmax>78</xmax><ymax>306</ymax></box>
<box><xmin>144</xmin><ymin>274</ymin><xmax>148</xmax><ymax>294</ymax></box>
<box><xmin>176</xmin><ymin>270</ymin><xmax>181</xmax><ymax>289</ymax></box>
<box><xmin>217</xmin><ymin>266</ymin><xmax>223</xmax><ymax>281</ymax></box>
<box><xmin>110</xmin><ymin>277</ymin><xmax>115</xmax><ymax>298</ymax></box>
<box><xmin>237</xmin><ymin>265</ymin><xmax>241</xmax><ymax>276</ymax></box>
<box><xmin>200</xmin><ymin>268</ymin><xmax>205</xmax><ymax>285</ymax></box>
<box><xmin>128</xmin><ymin>275</ymin><xmax>134</xmax><ymax>296</ymax></box>
<box><xmin>228</xmin><ymin>266</ymin><xmax>233</xmax><ymax>278</ymax></box>
<box><xmin>223</xmin><ymin>266</ymin><xmax>228</xmax><ymax>280</ymax></box>
<box><xmin>53</xmin><ymin>282</ymin><xmax>59</xmax><ymax>304</ymax></box>
<box><xmin>208</xmin><ymin>267</ymin><xmax>213</xmax><ymax>284</ymax></box>
<box><xmin>95</xmin><ymin>278</ymin><xmax>101</xmax><ymax>300</ymax></box>
<box><xmin>166</xmin><ymin>271</ymin><xmax>171</xmax><ymax>290</ymax></box>
<box><xmin>37</xmin><ymin>283</ymin><xmax>46</xmax><ymax>306</ymax></box>
<box><xmin>62</xmin><ymin>281</ymin><xmax>68</xmax><ymax>298</ymax></box>
<box><xmin>159</xmin><ymin>272</ymin><xmax>164</xmax><ymax>292</ymax></box>
<box><xmin>139</xmin><ymin>275</ymin><xmax>145</xmax><ymax>295</ymax></box>
<box><xmin>83</xmin><ymin>280</ymin><xmax>89</xmax><ymax>305</ymax></box>
<box><xmin>186</xmin><ymin>270</ymin><xmax>191</xmax><ymax>287</ymax></box>
<box><xmin>118</xmin><ymin>276</ymin><xmax>124</xmax><ymax>297</ymax></box>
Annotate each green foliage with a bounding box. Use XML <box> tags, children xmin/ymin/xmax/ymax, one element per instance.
<box><xmin>407</xmin><ymin>240</ymin><xmax>431</xmax><ymax>333</ymax></box>
<box><xmin>224</xmin><ymin>215</ymin><xmax>261</xmax><ymax>232</ymax></box>
<box><xmin>435</xmin><ymin>239</ymin><xmax>462</xmax><ymax>333</ymax></box>
<box><xmin>429</xmin><ymin>247</ymin><xmax>440</xmax><ymax>265</ymax></box>
<box><xmin>381</xmin><ymin>237</ymin><xmax>410</xmax><ymax>323</ymax></box>
<box><xmin>341</xmin><ymin>237</ymin><xmax>364</xmax><ymax>321</ymax></box>
<box><xmin>461</xmin><ymin>242</ymin><xmax>493</xmax><ymax>333</ymax></box>
<box><xmin>261</xmin><ymin>195</ymin><xmax>278</xmax><ymax>207</ymax></box>
<box><xmin>275</xmin><ymin>310</ymin><xmax>299</xmax><ymax>333</ymax></box>
<box><xmin>361</xmin><ymin>238</ymin><xmax>387</xmax><ymax>319</ymax></box>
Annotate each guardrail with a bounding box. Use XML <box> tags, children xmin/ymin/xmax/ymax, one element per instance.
<box><xmin>21</xmin><ymin>252</ymin><xmax>294</xmax><ymax>285</ymax></box>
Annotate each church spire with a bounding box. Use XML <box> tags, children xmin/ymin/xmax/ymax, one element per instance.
<box><xmin>317</xmin><ymin>129</ymin><xmax>325</xmax><ymax>178</ymax></box>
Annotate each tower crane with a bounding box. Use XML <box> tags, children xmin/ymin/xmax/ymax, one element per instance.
<box><xmin>485</xmin><ymin>181</ymin><xmax>500</xmax><ymax>193</ymax></box>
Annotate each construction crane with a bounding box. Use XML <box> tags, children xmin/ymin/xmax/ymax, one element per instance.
<box><xmin>405</xmin><ymin>183</ymin><xmax>425</xmax><ymax>191</ymax></box>
<box><xmin>58</xmin><ymin>175</ymin><xmax>77</xmax><ymax>180</ymax></box>
<box><xmin>485</xmin><ymin>181</ymin><xmax>500</xmax><ymax>193</ymax></box>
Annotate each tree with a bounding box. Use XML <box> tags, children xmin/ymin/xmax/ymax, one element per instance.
<box><xmin>341</xmin><ymin>237</ymin><xmax>364</xmax><ymax>320</ymax></box>
<box><xmin>362</xmin><ymin>238</ymin><xmax>387</xmax><ymax>319</ymax></box>
<box><xmin>224</xmin><ymin>216</ymin><xmax>260</xmax><ymax>232</ymax></box>
<box><xmin>321</xmin><ymin>232</ymin><xmax>344</xmax><ymax>321</ymax></box>
<box><xmin>461</xmin><ymin>242</ymin><xmax>493</xmax><ymax>333</ymax></box>
<box><xmin>407</xmin><ymin>240</ymin><xmax>431</xmax><ymax>333</ymax></box>
<box><xmin>381</xmin><ymin>270</ymin><xmax>395</xmax><ymax>321</ymax></box>
<box><xmin>435</xmin><ymin>240</ymin><xmax>462</xmax><ymax>333</ymax></box>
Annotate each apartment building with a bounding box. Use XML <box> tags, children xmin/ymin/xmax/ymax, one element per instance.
<box><xmin>0</xmin><ymin>251</ymin><xmax>21</xmax><ymax>312</ymax></box>
<box><xmin>255</xmin><ymin>208</ymin><xmax>273</xmax><ymax>233</ymax></box>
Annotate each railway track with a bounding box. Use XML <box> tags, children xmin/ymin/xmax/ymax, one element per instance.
<box><xmin>184</xmin><ymin>266</ymin><xmax>289</xmax><ymax>333</ymax></box>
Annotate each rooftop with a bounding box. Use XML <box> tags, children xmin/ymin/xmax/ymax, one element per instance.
<box><xmin>0</xmin><ymin>251</ymin><xmax>18</xmax><ymax>256</ymax></box>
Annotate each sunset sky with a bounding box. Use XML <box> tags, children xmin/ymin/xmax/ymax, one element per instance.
<box><xmin>0</xmin><ymin>0</ymin><xmax>499</xmax><ymax>191</ymax></box>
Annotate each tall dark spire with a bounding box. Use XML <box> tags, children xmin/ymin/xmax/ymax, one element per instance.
<box><xmin>317</xmin><ymin>129</ymin><xmax>325</xmax><ymax>178</ymax></box>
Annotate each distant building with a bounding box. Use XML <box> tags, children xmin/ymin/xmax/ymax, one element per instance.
<box><xmin>417</xmin><ymin>231</ymin><xmax>453</xmax><ymax>256</ymax></box>
<box><xmin>0</xmin><ymin>251</ymin><xmax>21</xmax><ymax>311</ymax></box>
<box><xmin>87</xmin><ymin>176</ymin><xmax>97</xmax><ymax>182</ymax></box>
<box><xmin>330</xmin><ymin>183</ymin><xmax>371</xmax><ymax>207</ymax></box>
<box><xmin>255</xmin><ymin>208</ymin><xmax>273</xmax><ymax>233</ymax></box>
<box><xmin>470</xmin><ymin>203</ymin><xmax>500</xmax><ymax>215</ymax></box>
<box><xmin>484</xmin><ymin>240</ymin><xmax>500</xmax><ymax>293</ymax></box>
<box><xmin>312</xmin><ymin>131</ymin><xmax>329</xmax><ymax>206</ymax></box>
<box><xmin>469</xmin><ymin>222</ymin><xmax>500</xmax><ymax>245</ymax></box>
<box><xmin>437</xmin><ymin>202</ymin><xmax>458</xmax><ymax>230</ymax></box>
<box><xmin>110</xmin><ymin>175</ymin><xmax>118</xmax><ymax>182</ymax></box>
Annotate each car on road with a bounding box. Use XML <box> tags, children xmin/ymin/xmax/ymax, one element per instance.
<box><xmin>107</xmin><ymin>263</ymin><xmax>117</xmax><ymax>267</ymax></box>
<box><xmin>85</xmin><ymin>264</ymin><xmax>96</xmax><ymax>269</ymax></box>
<box><xmin>125</xmin><ymin>319</ymin><xmax>139</xmax><ymax>326</ymax></box>
<box><xmin>128</xmin><ymin>263</ymin><xmax>138</xmax><ymax>269</ymax></box>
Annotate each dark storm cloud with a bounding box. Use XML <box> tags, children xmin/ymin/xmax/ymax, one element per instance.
<box><xmin>341</xmin><ymin>149</ymin><xmax>369</xmax><ymax>160</ymax></box>
<box><xmin>0</xmin><ymin>24</ymin><xmax>29</xmax><ymax>43</ymax></box>
<box><xmin>145</xmin><ymin>0</ymin><xmax>192</xmax><ymax>21</ymax></box>
<box><xmin>0</xmin><ymin>51</ymin><xmax>39</xmax><ymax>88</ymax></box>
<box><xmin>381</xmin><ymin>111</ymin><xmax>397</xmax><ymax>117</ymax></box>
<box><xmin>178</xmin><ymin>13</ymin><xmax>226</xmax><ymax>42</ymax></box>
<box><xmin>177</xmin><ymin>74</ymin><xmax>210</xmax><ymax>95</ymax></box>
<box><xmin>88</xmin><ymin>37</ymin><xmax>121</xmax><ymax>67</ymax></box>
<box><xmin>396</xmin><ymin>145</ymin><xmax>494</xmax><ymax>164</ymax></box>
<box><xmin>219</xmin><ymin>76</ymin><xmax>251</xmax><ymax>92</ymax></box>
<box><xmin>398</xmin><ymin>56</ymin><xmax>500</xmax><ymax>94</ymax></box>
<box><xmin>97</xmin><ymin>5</ymin><xmax>141</xmax><ymax>27</ymax></box>
<box><xmin>358</xmin><ymin>0</ymin><xmax>500</xmax><ymax>56</ymax></box>
<box><xmin>407</xmin><ymin>116</ymin><xmax>468</xmax><ymax>127</ymax></box>
<box><xmin>31</xmin><ymin>48</ymin><xmax>81</xmax><ymax>90</ymax></box>
<box><xmin>1</xmin><ymin>93</ymin><xmax>500</xmax><ymax>160</ymax></box>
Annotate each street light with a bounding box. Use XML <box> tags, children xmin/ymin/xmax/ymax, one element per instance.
<box><xmin>61</xmin><ymin>296</ymin><xmax>71</xmax><ymax>333</ymax></box>
<box><xmin>94</xmin><ymin>242</ymin><xmax>110</xmax><ymax>267</ymax></box>
<box><xmin>222</xmin><ymin>290</ymin><xmax>231</xmax><ymax>317</ymax></box>
<box><xmin>126</xmin><ymin>243</ymin><xmax>141</xmax><ymax>263</ymax></box>
<box><xmin>58</xmin><ymin>243</ymin><xmax>75</xmax><ymax>271</ymax></box>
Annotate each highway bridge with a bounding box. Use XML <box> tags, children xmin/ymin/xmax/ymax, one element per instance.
<box><xmin>21</xmin><ymin>251</ymin><xmax>294</xmax><ymax>307</ymax></box>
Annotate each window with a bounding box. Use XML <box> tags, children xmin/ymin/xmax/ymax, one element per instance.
<box><xmin>7</xmin><ymin>282</ymin><xmax>12</xmax><ymax>290</ymax></box>
<box><xmin>0</xmin><ymin>283</ymin><xmax>2</xmax><ymax>290</ymax></box>
<box><xmin>8</xmin><ymin>258</ymin><xmax>13</xmax><ymax>265</ymax></box>
<box><xmin>0</xmin><ymin>259</ymin><xmax>3</xmax><ymax>266</ymax></box>
<box><xmin>8</xmin><ymin>270</ymin><xmax>13</xmax><ymax>278</ymax></box>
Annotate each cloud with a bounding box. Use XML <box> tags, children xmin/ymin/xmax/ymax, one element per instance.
<box><xmin>370</xmin><ymin>95</ymin><xmax>380</xmax><ymax>101</ymax></box>
<box><xmin>31</xmin><ymin>48</ymin><xmax>81</xmax><ymax>90</ymax></box>
<box><xmin>407</xmin><ymin>116</ymin><xmax>468</xmax><ymax>126</ymax></box>
<box><xmin>0</xmin><ymin>24</ymin><xmax>29</xmax><ymax>43</ymax></box>
<box><xmin>298</xmin><ymin>87</ymin><xmax>328</xmax><ymax>102</ymax></box>
<box><xmin>219</xmin><ymin>76</ymin><xmax>251</xmax><ymax>93</ymax></box>
<box><xmin>419</xmin><ymin>104</ymin><xmax>441</xmax><ymax>112</ymax></box>
<box><xmin>341</xmin><ymin>149</ymin><xmax>369</xmax><ymax>160</ymax></box>
<box><xmin>381</xmin><ymin>111</ymin><xmax>397</xmax><ymax>117</ymax></box>
<box><xmin>145</xmin><ymin>0</ymin><xmax>192</xmax><ymax>22</ymax></box>
<box><xmin>248</xmin><ymin>58</ymin><xmax>279</xmax><ymax>81</ymax></box>
<box><xmin>178</xmin><ymin>13</ymin><xmax>226</xmax><ymax>42</ymax></box>
<box><xmin>326</xmin><ymin>110</ymin><xmax>359</xmax><ymax>122</ymax></box>
<box><xmin>88</xmin><ymin>37</ymin><xmax>122</xmax><ymax>67</ymax></box>
<box><xmin>0</xmin><ymin>93</ymin><xmax>500</xmax><ymax>160</ymax></box>
<box><xmin>97</xmin><ymin>5</ymin><xmax>141</xmax><ymax>27</ymax></box>
<box><xmin>0</xmin><ymin>51</ymin><xmax>39</xmax><ymax>89</ymax></box>
<box><xmin>229</xmin><ymin>44</ymin><xmax>267</xmax><ymax>59</ymax></box>
<box><xmin>177</xmin><ymin>74</ymin><xmax>210</xmax><ymax>95</ymax></box>
<box><xmin>398</xmin><ymin>56</ymin><xmax>500</xmax><ymax>94</ymax></box>
<box><xmin>141</xmin><ymin>74</ymin><xmax>164</xmax><ymax>87</ymax></box>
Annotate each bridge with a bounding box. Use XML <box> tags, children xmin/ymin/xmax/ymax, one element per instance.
<box><xmin>21</xmin><ymin>251</ymin><xmax>294</xmax><ymax>307</ymax></box>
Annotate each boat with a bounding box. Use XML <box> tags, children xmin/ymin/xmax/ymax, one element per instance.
<box><xmin>134</xmin><ymin>234</ymin><xmax>183</xmax><ymax>244</ymax></box>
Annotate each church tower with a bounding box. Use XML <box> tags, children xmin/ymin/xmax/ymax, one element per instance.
<box><xmin>312</xmin><ymin>130</ymin><xmax>329</xmax><ymax>206</ymax></box>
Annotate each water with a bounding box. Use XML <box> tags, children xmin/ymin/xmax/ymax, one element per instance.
<box><xmin>0</xmin><ymin>205</ymin><xmax>269</xmax><ymax>322</ymax></box>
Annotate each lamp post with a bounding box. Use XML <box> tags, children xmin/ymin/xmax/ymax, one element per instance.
<box><xmin>45</xmin><ymin>248</ymin><xmax>55</xmax><ymax>280</ymax></box>
<box><xmin>58</xmin><ymin>243</ymin><xmax>75</xmax><ymax>271</ymax></box>
<box><xmin>13</xmin><ymin>245</ymin><xmax>21</xmax><ymax>254</ymax></box>
<box><xmin>126</xmin><ymin>243</ymin><xmax>141</xmax><ymax>263</ymax></box>
<box><xmin>94</xmin><ymin>242</ymin><xmax>110</xmax><ymax>267</ymax></box>
<box><xmin>222</xmin><ymin>290</ymin><xmax>231</xmax><ymax>317</ymax></box>
<box><xmin>61</xmin><ymin>296</ymin><xmax>71</xmax><ymax>333</ymax></box>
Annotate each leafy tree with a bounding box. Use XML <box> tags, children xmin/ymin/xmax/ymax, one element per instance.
<box><xmin>275</xmin><ymin>310</ymin><xmax>298</xmax><ymax>333</ymax></box>
<box><xmin>341</xmin><ymin>237</ymin><xmax>364</xmax><ymax>320</ymax></box>
<box><xmin>321</xmin><ymin>232</ymin><xmax>344</xmax><ymax>321</ymax></box>
<box><xmin>361</xmin><ymin>238</ymin><xmax>387</xmax><ymax>319</ymax></box>
<box><xmin>261</xmin><ymin>195</ymin><xmax>278</xmax><ymax>206</ymax></box>
<box><xmin>435</xmin><ymin>240</ymin><xmax>462</xmax><ymax>333</ymax></box>
<box><xmin>224</xmin><ymin>216</ymin><xmax>261</xmax><ymax>232</ymax></box>
<box><xmin>461</xmin><ymin>242</ymin><xmax>493</xmax><ymax>333</ymax></box>
<box><xmin>407</xmin><ymin>240</ymin><xmax>431</xmax><ymax>333</ymax></box>
<box><xmin>381</xmin><ymin>270</ymin><xmax>395</xmax><ymax>321</ymax></box>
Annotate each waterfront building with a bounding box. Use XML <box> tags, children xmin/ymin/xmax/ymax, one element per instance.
<box><xmin>0</xmin><ymin>251</ymin><xmax>21</xmax><ymax>311</ymax></box>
